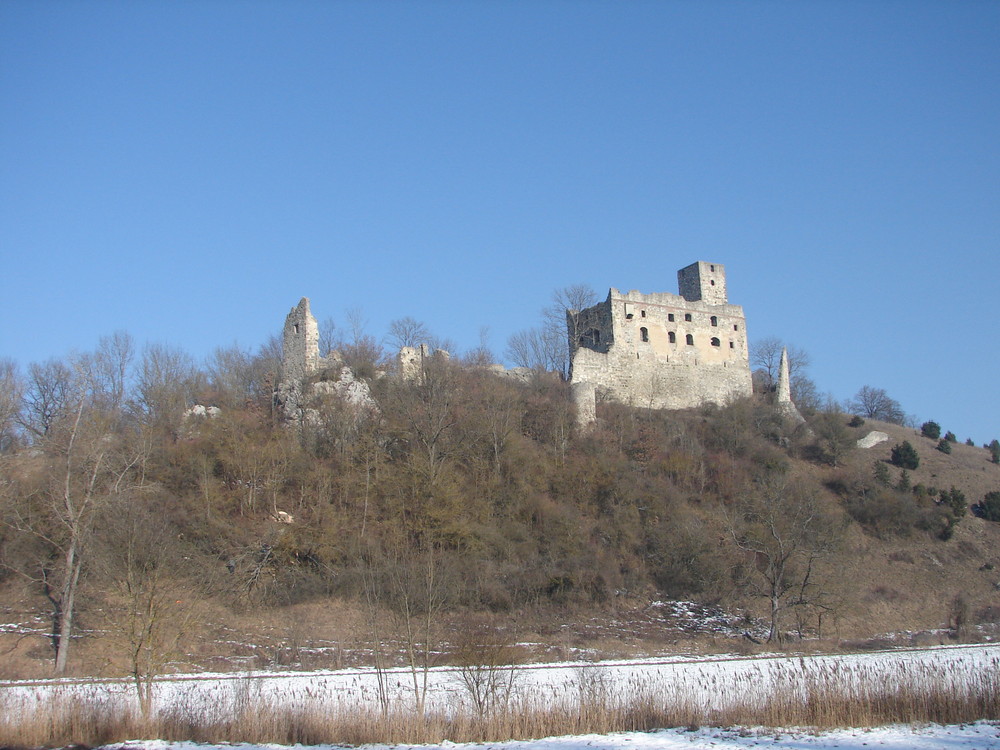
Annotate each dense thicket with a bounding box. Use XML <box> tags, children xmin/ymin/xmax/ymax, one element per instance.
<box><xmin>0</xmin><ymin>335</ymin><xmax>983</xmax><ymax>673</ymax></box>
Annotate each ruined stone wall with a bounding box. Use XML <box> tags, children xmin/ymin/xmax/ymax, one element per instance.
<box><xmin>569</xmin><ymin>262</ymin><xmax>752</xmax><ymax>416</ymax></box>
<box><xmin>282</xmin><ymin>297</ymin><xmax>320</xmax><ymax>385</ymax></box>
<box><xmin>677</xmin><ymin>261</ymin><xmax>728</xmax><ymax>305</ymax></box>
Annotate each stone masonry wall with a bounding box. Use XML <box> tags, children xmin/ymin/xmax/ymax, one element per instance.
<box><xmin>569</xmin><ymin>262</ymin><xmax>752</xmax><ymax>416</ymax></box>
<box><xmin>282</xmin><ymin>297</ymin><xmax>320</xmax><ymax>385</ymax></box>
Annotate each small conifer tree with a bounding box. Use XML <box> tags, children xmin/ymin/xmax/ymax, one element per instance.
<box><xmin>896</xmin><ymin>469</ymin><xmax>911</xmax><ymax>493</ymax></box>
<box><xmin>873</xmin><ymin>460</ymin><xmax>891</xmax><ymax>486</ymax></box>
<box><xmin>891</xmin><ymin>440</ymin><xmax>920</xmax><ymax>470</ymax></box>
<box><xmin>937</xmin><ymin>439</ymin><xmax>952</xmax><ymax>454</ymax></box>
<box><xmin>979</xmin><ymin>491</ymin><xmax>1000</xmax><ymax>521</ymax></box>
<box><xmin>942</xmin><ymin>486</ymin><xmax>967</xmax><ymax>517</ymax></box>
<box><xmin>921</xmin><ymin>421</ymin><xmax>941</xmax><ymax>440</ymax></box>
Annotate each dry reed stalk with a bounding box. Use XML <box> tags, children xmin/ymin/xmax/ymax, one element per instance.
<box><xmin>2</xmin><ymin>657</ymin><xmax>999</xmax><ymax>746</ymax></box>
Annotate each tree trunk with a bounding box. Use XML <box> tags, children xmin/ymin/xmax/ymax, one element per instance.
<box><xmin>54</xmin><ymin>543</ymin><xmax>82</xmax><ymax>673</ymax></box>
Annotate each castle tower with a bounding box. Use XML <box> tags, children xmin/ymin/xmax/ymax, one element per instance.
<box><xmin>677</xmin><ymin>261</ymin><xmax>728</xmax><ymax>305</ymax></box>
<box><xmin>282</xmin><ymin>297</ymin><xmax>320</xmax><ymax>385</ymax></box>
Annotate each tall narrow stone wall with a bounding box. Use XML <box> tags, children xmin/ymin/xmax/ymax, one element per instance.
<box><xmin>282</xmin><ymin>297</ymin><xmax>320</xmax><ymax>384</ymax></box>
<box><xmin>277</xmin><ymin>297</ymin><xmax>321</xmax><ymax>419</ymax></box>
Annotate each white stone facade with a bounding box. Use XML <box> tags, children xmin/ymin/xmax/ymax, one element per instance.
<box><xmin>569</xmin><ymin>261</ymin><xmax>752</xmax><ymax>423</ymax></box>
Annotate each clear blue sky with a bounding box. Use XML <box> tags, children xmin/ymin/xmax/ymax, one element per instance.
<box><xmin>2</xmin><ymin>1</ymin><xmax>998</xmax><ymax>442</ymax></box>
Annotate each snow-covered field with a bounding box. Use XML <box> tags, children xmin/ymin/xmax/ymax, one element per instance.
<box><xmin>5</xmin><ymin>642</ymin><xmax>998</xmax><ymax>715</ymax></box>
<box><xmin>98</xmin><ymin>723</ymin><xmax>1000</xmax><ymax>750</ymax></box>
<box><xmin>4</xmin><ymin>644</ymin><xmax>1000</xmax><ymax>749</ymax></box>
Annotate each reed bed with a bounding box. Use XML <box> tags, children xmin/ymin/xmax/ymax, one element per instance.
<box><xmin>2</xmin><ymin>657</ymin><xmax>999</xmax><ymax>747</ymax></box>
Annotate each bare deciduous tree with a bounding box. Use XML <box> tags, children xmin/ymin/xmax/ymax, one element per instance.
<box><xmin>134</xmin><ymin>343</ymin><xmax>202</xmax><ymax>429</ymax></box>
<box><xmin>728</xmin><ymin>475</ymin><xmax>842</xmax><ymax>643</ymax></box>
<box><xmin>453</xmin><ymin>617</ymin><xmax>523</xmax><ymax>717</ymax></box>
<box><xmin>386</xmin><ymin>316</ymin><xmax>431</xmax><ymax>350</ymax></box>
<box><xmin>361</xmin><ymin>538</ymin><xmax>450</xmax><ymax>716</ymax></box>
<box><xmin>94</xmin><ymin>496</ymin><xmax>195</xmax><ymax>717</ymax></box>
<box><xmin>750</xmin><ymin>337</ymin><xmax>817</xmax><ymax>410</ymax></box>
<box><xmin>20</xmin><ymin>358</ymin><xmax>77</xmax><ymax>439</ymax></box>
<box><xmin>506</xmin><ymin>284</ymin><xmax>599</xmax><ymax>377</ymax></box>
<box><xmin>86</xmin><ymin>330</ymin><xmax>135</xmax><ymax>412</ymax></box>
<box><xmin>547</xmin><ymin>283</ymin><xmax>599</xmax><ymax>378</ymax></box>
<box><xmin>505</xmin><ymin>327</ymin><xmax>561</xmax><ymax>372</ymax></box>
<box><xmin>3</xmin><ymin>364</ymin><xmax>148</xmax><ymax>672</ymax></box>
<box><xmin>848</xmin><ymin>385</ymin><xmax>905</xmax><ymax>425</ymax></box>
<box><xmin>337</xmin><ymin>307</ymin><xmax>386</xmax><ymax>377</ymax></box>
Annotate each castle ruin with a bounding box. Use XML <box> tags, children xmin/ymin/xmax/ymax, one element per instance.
<box><xmin>277</xmin><ymin>297</ymin><xmax>377</xmax><ymax>423</ymax></box>
<box><xmin>569</xmin><ymin>261</ymin><xmax>753</xmax><ymax>425</ymax></box>
<box><xmin>278</xmin><ymin>261</ymin><xmax>764</xmax><ymax>430</ymax></box>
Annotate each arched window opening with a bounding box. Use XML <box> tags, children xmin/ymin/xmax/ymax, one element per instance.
<box><xmin>640</xmin><ymin>327</ymin><xmax>649</xmax><ymax>342</ymax></box>
<box><xmin>710</xmin><ymin>316</ymin><xmax>718</xmax><ymax>327</ymax></box>
<box><xmin>711</xmin><ymin>337</ymin><xmax>721</xmax><ymax>347</ymax></box>
<box><xmin>668</xmin><ymin>331</ymin><xmax>676</xmax><ymax>344</ymax></box>
<box><xmin>685</xmin><ymin>334</ymin><xmax>694</xmax><ymax>346</ymax></box>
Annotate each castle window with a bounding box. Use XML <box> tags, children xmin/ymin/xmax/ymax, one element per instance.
<box><xmin>293</xmin><ymin>324</ymin><xmax>299</xmax><ymax>334</ymax></box>
<box><xmin>685</xmin><ymin>334</ymin><xmax>694</xmax><ymax>346</ymax></box>
<box><xmin>711</xmin><ymin>337</ymin><xmax>721</xmax><ymax>347</ymax></box>
<box><xmin>668</xmin><ymin>313</ymin><xmax>675</xmax><ymax>322</ymax></box>
<box><xmin>733</xmin><ymin>324</ymin><xmax>739</xmax><ymax>331</ymax></box>
<box><xmin>729</xmin><ymin>341</ymin><xmax>735</xmax><ymax>349</ymax></box>
<box><xmin>710</xmin><ymin>280</ymin><xmax>715</xmax><ymax>286</ymax></box>
<box><xmin>641</xmin><ymin>310</ymin><xmax>646</xmax><ymax>317</ymax></box>
<box><xmin>624</xmin><ymin>302</ymin><xmax>634</xmax><ymax>319</ymax></box>
<box><xmin>579</xmin><ymin>328</ymin><xmax>601</xmax><ymax>347</ymax></box>
<box><xmin>640</xmin><ymin>327</ymin><xmax>649</xmax><ymax>342</ymax></box>
<box><xmin>710</xmin><ymin>316</ymin><xmax>718</xmax><ymax>327</ymax></box>
<box><xmin>668</xmin><ymin>331</ymin><xmax>676</xmax><ymax>344</ymax></box>
<box><xmin>684</xmin><ymin>313</ymin><xmax>692</xmax><ymax>322</ymax></box>
<box><xmin>710</xmin><ymin>264</ymin><xmax>715</xmax><ymax>271</ymax></box>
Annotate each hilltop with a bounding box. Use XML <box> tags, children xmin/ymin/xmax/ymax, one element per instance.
<box><xmin>2</xmin><ymin>341</ymin><xmax>1000</xmax><ymax>681</ymax></box>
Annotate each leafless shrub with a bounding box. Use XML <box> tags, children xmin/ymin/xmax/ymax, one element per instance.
<box><xmin>451</xmin><ymin>618</ymin><xmax>524</xmax><ymax>717</ymax></box>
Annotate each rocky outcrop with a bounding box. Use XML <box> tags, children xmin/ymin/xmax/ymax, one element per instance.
<box><xmin>857</xmin><ymin>430</ymin><xmax>890</xmax><ymax>449</ymax></box>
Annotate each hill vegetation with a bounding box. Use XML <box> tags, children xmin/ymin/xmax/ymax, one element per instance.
<box><xmin>1</xmin><ymin>325</ymin><xmax>1000</xmax><ymax>683</ymax></box>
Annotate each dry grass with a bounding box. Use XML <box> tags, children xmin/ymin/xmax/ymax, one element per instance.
<box><xmin>3</xmin><ymin>657</ymin><xmax>999</xmax><ymax>746</ymax></box>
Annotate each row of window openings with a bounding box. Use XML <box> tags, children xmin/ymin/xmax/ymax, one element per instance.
<box><xmin>627</xmin><ymin>310</ymin><xmax>738</xmax><ymax>331</ymax></box>
<box><xmin>639</xmin><ymin>328</ymin><xmax>732</xmax><ymax>348</ymax></box>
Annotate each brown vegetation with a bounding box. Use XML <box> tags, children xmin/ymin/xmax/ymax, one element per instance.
<box><xmin>2</xmin><ymin>335</ymin><xmax>1000</xmax><ymax>684</ymax></box>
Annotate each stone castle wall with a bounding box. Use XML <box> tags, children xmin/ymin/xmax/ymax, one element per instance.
<box><xmin>569</xmin><ymin>261</ymin><xmax>752</xmax><ymax>418</ymax></box>
<box><xmin>278</xmin><ymin>260</ymin><xmax>753</xmax><ymax>431</ymax></box>
<box><xmin>281</xmin><ymin>297</ymin><xmax>320</xmax><ymax>386</ymax></box>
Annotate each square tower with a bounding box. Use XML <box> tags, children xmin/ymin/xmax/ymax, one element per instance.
<box><xmin>677</xmin><ymin>261</ymin><xmax>727</xmax><ymax>304</ymax></box>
